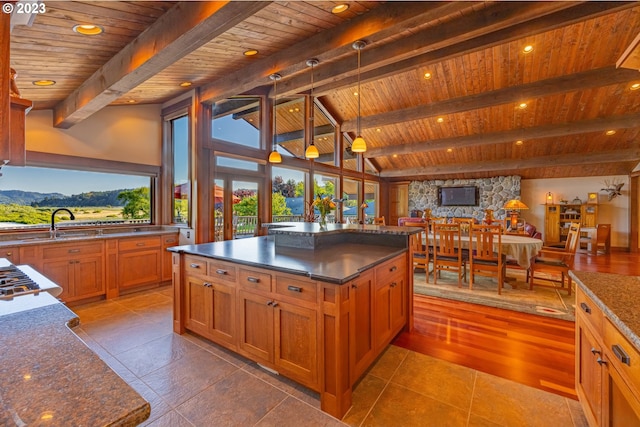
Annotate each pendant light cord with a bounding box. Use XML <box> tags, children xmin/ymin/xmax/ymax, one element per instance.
<box><xmin>357</xmin><ymin>46</ymin><xmax>361</xmax><ymax>137</ymax></box>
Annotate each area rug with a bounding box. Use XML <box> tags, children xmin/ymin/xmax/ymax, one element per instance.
<box><xmin>413</xmin><ymin>269</ymin><xmax>575</xmax><ymax>322</ymax></box>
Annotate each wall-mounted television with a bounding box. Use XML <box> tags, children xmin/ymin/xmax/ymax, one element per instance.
<box><xmin>438</xmin><ymin>186</ymin><xmax>478</xmax><ymax>206</ymax></box>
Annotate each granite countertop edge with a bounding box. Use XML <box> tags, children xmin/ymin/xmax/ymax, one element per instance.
<box><xmin>570</xmin><ymin>270</ymin><xmax>640</xmax><ymax>351</ymax></box>
<box><xmin>0</xmin><ymin>227</ymin><xmax>180</xmax><ymax>247</ymax></box>
<box><xmin>170</xmin><ymin>238</ymin><xmax>407</xmax><ymax>284</ymax></box>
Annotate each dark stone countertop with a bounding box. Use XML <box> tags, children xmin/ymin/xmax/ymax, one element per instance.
<box><xmin>0</xmin><ymin>226</ymin><xmax>179</xmax><ymax>247</ymax></box>
<box><xmin>169</xmin><ymin>235</ymin><xmax>407</xmax><ymax>284</ymax></box>
<box><xmin>570</xmin><ymin>270</ymin><xmax>640</xmax><ymax>351</ymax></box>
<box><xmin>0</xmin><ymin>292</ymin><xmax>150</xmax><ymax>426</ymax></box>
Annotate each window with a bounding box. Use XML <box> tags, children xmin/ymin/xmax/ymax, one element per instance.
<box><xmin>171</xmin><ymin>115</ymin><xmax>190</xmax><ymax>225</ymax></box>
<box><xmin>211</xmin><ymin>97</ymin><xmax>261</xmax><ymax>148</ymax></box>
<box><xmin>342</xmin><ymin>178</ymin><xmax>360</xmax><ymax>223</ymax></box>
<box><xmin>271</xmin><ymin>166</ymin><xmax>306</xmax><ymax>222</ymax></box>
<box><xmin>365</xmin><ymin>180</ymin><xmax>379</xmax><ymax>222</ymax></box>
<box><xmin>314</xmin><ymin>106</ymin><xmax>336</xmax><ymax>166</ymax></box>
<box><xmin>313</xmin><ymin>173</ymin><xmax>338</xmax><ymax>223</ymax></box>
<box><xmin>0</xmin><ymin>165</ymin><xmax>152</xmax><ymax>230</ymax></box>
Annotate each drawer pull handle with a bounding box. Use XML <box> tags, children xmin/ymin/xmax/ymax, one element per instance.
<box><xmin>597</xmin><ymin>357</ymin><xmax>607</xmax><ymax>366</ymax></box>
<box><xmin>390</xmin><ymin>282</ymin><xmax>397</xmax><ymax>288</ymax></box>
<box><xmin>351</xmin><ymin>283</ymin><xmax>358</xmax><ymax>289</ymax></box>
<box><xmin>612</xmin><ymin>344</ymin><xmax>631</xmax><ymax>366</ymax></box>
<box><xmin>389</xmin><ymin>266</ymin><xmax>397</xmax><ymax>272</ymax></box>
<box><xmin>271</xmin><ymin>302</ymin><xmax>279</xmax><ymax>308</ymax></box>
<box><xmin>204</xmin><ymin>282</ymin><xmax>212</xmax><ymax>288</ymax></box>
<box><xmin>287</xmin><ymin>285</ymin><xmax>302</xmax><ymax>293</ymax></box>
<box><xmin>216</xmin><ymin>269</ymin><xmax>227</xmax><ymax>275</ymax></box>
<box><xmin>68</xmin><ymin>249</ymin><xmax>80</xmax><ymax>253</ymax></box>
<box><xmin>247</xmin><ymin>276</ymin><xmax>260</xmax><ymax>283</ymax></box>
<box><xmin>267</xmin><ymin>300</ymin><xmax>274</xmax><ymax>306</ymax></box>
<box><xmin>136</xmin><ymin>242</ymin><xmax>145</xmax><ymax>246</ymax></box>
<box><xmin>591</xmin><ymin>347</ymin><xmax>601</xmax><ymax>356</ymax></box>
<box><xmin>580</xmin><ymin>302</ymin><xmax>591</xmax><ymax>314</ymax></box>
<box><xmin>190</xmin><ymin>263</ymin><xmax>201</xmax><ymax>268</ymax></box>
<box><xmin>166</xmin><ymin>239</ymin><xmax>176</xmax><ymax>243</ymax></box>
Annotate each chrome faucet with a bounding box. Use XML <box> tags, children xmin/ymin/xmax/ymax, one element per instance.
<box><xmin>50</xmin><ymin>208</ymin><xmax>76</xmax><ymax>239</ymax></box>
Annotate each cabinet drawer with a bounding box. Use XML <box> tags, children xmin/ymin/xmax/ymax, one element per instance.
<box><xmin>275</xmin><ymin>275</ymin><xmax>317</xmax><ymax>303</ymax></box>
<box><xmin>604</xmin><ymin>318</ymin><xmax>640</xmax><ymax>393</ymax></box>
<box><xmin>119</xmin><ymin>236</ymin><xmax>161</xmax><ymax>251</ymax></box>
<box><xmin>576</xmin><ymin>289</ymin><xmax>604</xmax><ymax>334</ymax></box>
<box><xmin>375</xmin><ymin>255</ymin><xmax>406</xmax><ymax>284</ymax></box>
<box><xmin>42</xmin><ymin>242</ymin><xmax>103</xmax><ymax>260</ymax></box>
<box><xmin>184</xmin><ymin>255</ymin><xmax>208</xmax><ymax>276</ymax></box>
<box><xmin>239</xmin><ymin>268</ymin><xmax>271</xmax><ymax>292</ymax></box>
<box><xmin>208</xmin><ymin>260</ymin><xmax>237</xmax><ymax>283</ymax></box>
<box><xmin>163</xmin><ymin>235</ymin><xmax>178</xmax><ymax>246</ymax></box>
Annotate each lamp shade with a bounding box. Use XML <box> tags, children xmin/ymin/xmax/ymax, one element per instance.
<box><xmin>305</xmin><ymin>144</ymin><xmax>319</xmax><ymax>159</ymax></box>
<box><xmin>352</xmin><ymin>136</ymin><xmax>367</xmax><ymax>152</ymax></box>
<box><xmin>503</xmin><ymin>199</ymin><xmax>529</xmax><ymax>210</ymax></box>
<box><xmin>268</xmin><ymin>150</ymin><xmax>282</xmax><ymax>163</ymax></box>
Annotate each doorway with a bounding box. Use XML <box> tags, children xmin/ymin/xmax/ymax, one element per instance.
<box><xmin>213</xmin><ymin>177</ymin><xmax>260</xmax><ymax>241</ymax></box>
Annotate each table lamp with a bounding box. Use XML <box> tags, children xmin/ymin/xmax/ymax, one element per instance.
<box><xmin>503</xmin><ymin>199</ymin><xmax>529</xmax><ymax>231</ymax></box>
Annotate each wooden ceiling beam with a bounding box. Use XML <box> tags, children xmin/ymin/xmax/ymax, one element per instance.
<box><xmin>342</xmin><ymin>66</ymin><xmax>640</xmax><ymax>132</ymax></box>
<box><xmin>52</xmin><ymin>1</ymin><xmax>270</xmax><ymax>129</ymax></box>
<box><xmin>365</xmin><ymin>113</ymin><xmax>640</xmax><ymax>158</ymax></box>
<box><xmin>310</xmin><ymin>1</ymin><xmax>634</xmax><ymax>99</ymax></box>
<box><xmin>379</xmin><ymin>148</ymin><xmax>640</xmax><ymax>178</ymax></box>
<box><xmin>198</xmin><ymin>2</ymin><xmax>474</xmax><ymax>103</ymax></box>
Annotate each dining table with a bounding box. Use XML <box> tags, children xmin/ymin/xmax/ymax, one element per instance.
<box><xmin>426</xmin><ymin>233</ymin><xmax>543</xmax><ymax>269</ymax></box>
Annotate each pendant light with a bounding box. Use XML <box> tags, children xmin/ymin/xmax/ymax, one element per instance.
<box><xmin>268</xmin><ymin>73</ymin><xmax>283</xmax><ymax>163</ymax></box>
<box><xmin>351</xmin><ymin>40</ymin><xmax>367</xmax><ymax>153</ymax></box>
<box><xmin>305</xmin><ymin>58</ymin><xmax>320</xmax><ymax>159</ymax></box>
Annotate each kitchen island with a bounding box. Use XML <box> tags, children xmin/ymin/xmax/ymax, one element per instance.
<box><xmin>169</xmin><ymin>222</ymin><xmax>420</xmax><ymax>418</ymax></box>
<box><xmin>0</xmin><ymin>291</ymin><xmax>150</xmax><ymax>426</ymax></box>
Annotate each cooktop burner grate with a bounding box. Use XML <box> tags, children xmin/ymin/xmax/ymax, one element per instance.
<box><xmin>0</xmin><ymin>265</ymin><xmax>40</xmax><ymax>296</ymax></box>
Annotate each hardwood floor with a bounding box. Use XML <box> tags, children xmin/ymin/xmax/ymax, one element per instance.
<box><xmin>393</xmin><ymin>250</ymin><xmax>640</xmax><ymax>400</ymax></box>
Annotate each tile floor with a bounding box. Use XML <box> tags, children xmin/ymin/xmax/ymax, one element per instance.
<box><xmin>71</xmin><ymin>286</ymin><xmax>588</xmax><ymax>427</ymax></box>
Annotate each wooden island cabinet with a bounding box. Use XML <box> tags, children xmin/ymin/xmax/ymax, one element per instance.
<box><xmin>171</xmin><ymin>223</ymin><xmax>417</xmax><ymax>419</ymax></box>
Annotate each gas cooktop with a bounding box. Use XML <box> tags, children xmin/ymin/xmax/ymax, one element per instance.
<box><xmin>0</xmin><ymin>264</ymin><xmax>40</xmax><ymax>297</ymax></box>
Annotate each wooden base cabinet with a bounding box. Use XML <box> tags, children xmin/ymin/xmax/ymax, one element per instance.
<box><xmin>174</xmin><ymin>252</ymin><xmax>410</xmax><ymax>420</ymax></box>
<box><xmin>118</xmin><ymin>236</ymin><xmax>162</xmax><ymax>290</ymax></box>
<box><xmin>576</xmin><ymin>288</ymin><xmax>640</xmax><ymax>426</ymax></box>
<box><xmin>41</xmin><ymin>241</ymin><xmax>105</xmax><ymax>302</ymax></box>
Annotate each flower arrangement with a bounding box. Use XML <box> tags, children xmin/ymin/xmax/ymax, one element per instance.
<box><xmin>312</xmin><ymin>195</ymin><xmax>336</xmax><ymax>227</ymax></box>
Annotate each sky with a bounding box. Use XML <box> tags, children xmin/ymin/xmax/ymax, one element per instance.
<box><xmin>0</xmin><ymin>165</ymin><xmax>149</xmax><ymax>196</ymax></box>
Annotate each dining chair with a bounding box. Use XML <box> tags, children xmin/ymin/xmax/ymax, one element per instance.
<box><xmin>469</xmin><ymin>224</ymin><xmax>505</xmax><ymax>294</ymax></box>
<box><xmin>372</xmin><ymin>216</ymin><xmax>386</xmax><ymax>225</ymax></box>
<box><xmin>433</xmin><ymin>223</ymin><xmax>465</xmax><ymax>287</ymax></box>
<box><xmin>529</xmin><ymin>222</ymin><xmax>581</xmax><ymax>295</ymax></box>
<box><xmin>411</xmin><ymin>223</ymin><xmax>432</xmax><ymax>282</ymax></box>
<box><xmin>593</xmin><ymin>223</ymin><xmax>611</xmax><ymax>255</ymax></box>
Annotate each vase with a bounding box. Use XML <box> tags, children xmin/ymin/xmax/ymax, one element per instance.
<box><xmin>319</xmin><ymin>214</ymin><xmax>327</xmax><ymax>230</ymax></box>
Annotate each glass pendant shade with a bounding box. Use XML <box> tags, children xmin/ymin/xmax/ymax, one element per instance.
<box><xmin>268</xmin><ymin>150</ymin><xmax>282</xmax><ymax>163</ymax></box>
<box><xmin>305</xmin><ymin>144</ymin><xmax>319</xmax><ymax>158</ymax></box>
<box><xmin>351</xmin><ymin>136</ymin><xmax>366</xmax><ymax>152</ymax></box>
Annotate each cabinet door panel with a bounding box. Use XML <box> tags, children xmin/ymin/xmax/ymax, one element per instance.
<box><xmin>238</xmin><ymin>291</ymin><xmax>273</xmax><ymax>362</ymax></box>
<box><xmin>184</xmin><ymin>276</ymin><xmax>210</xmax><ymax>336</ymax></box>
<box><xmin>390</xmin><ymin>276</ymin><xmax>406</xmax><ymax>332</ymax></box>
<box><xmin>274</xmin><ymin>301</ymin><xmax>317</xmax><ymax>385</ymax></box>
<box><xmin>576</xmin><ymin>318</ymin><xmax>603</xmax><ymax>427</ymax></box>
<box><xmin>350</xmin><ymin>272</ymin><xmax>374</xmax><ymax>382</ymax></box>
<box><xmin>210</xmin><ymin>283</ymin><xmax>236</xmax><ymax>348</ymax></box>
<box><xmin>119</xmin><ymin>250</ymin><xmax>161</xmax><ymax>288</ymax></box>
<box><xmin>374</xmin><ymin>282</ymin><xmax>392</xmax><ymax>350</ymax></box>
<box><xmin>74</xmin><ymin>256</ymin><xmax>104</xmax><ymax>298</ymax></box>
<box><xmin>42</xmin><ymin>260</ymin><xmax>73</xmax><ymax>301</ymax></box>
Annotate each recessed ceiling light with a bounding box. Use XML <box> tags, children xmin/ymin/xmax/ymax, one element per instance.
<box><xmin>179</xmin><ymin>81</ymin><xmax>192</xmax><ymax>87</ymax></box>
<box><xmin>331</xmin><ymin>4</ymin><xmax>349</xmax><ymax>14</ymax></box>
<box><xmin>523</xmin><ymin>45</ymin><xmax>534</xmax><ymax>54</ymax></box>
<box><xmin>605</xmin><ymin>130</ymin><xmax>616</xmax><ymax>136</ymax></box>
<box><xmin>353</xmin><ymin>91</ymin><xmax>358</xmax><ymax>97</ymax></box>
<box><xmin>518</xmin><ymin>102</ymin><xmax>527</xmax><ymax>109</ymax></box>
<box><xmin>515</xmin><ymin>140</ymin><xmax>524</xmax><ymax>145</ymax></box>
<box><xmin>32</xmin><ymin>80</ymin><xmax>56</xmax><ymax>86</ymax></box>
<box><xmin>436</xmin><ymin>117</ymin><xmax>444</xmax><ymax>123</ymax></box>
<box><xmin>447</xmin><ymin>148</ymin><xmax>453</xmax><ymax>153</ymax></box>
<box><xmin>392</xmin><ymin>154</ymin><xmax>398</xmax><ymax>158</ymax></box>
<box><xmin>243</xmin><ymin>49</ymin><xmax>258</xmax><ymax>56</ymax></box>
<box><xmin>631</xmin><ymin>83</ymin><xmax>640</xmax><ymax>91</ymax></box>
<box><xmin>73</xmin><ymin>24</ymin><xmax>103</xmax><ymax>35</ymax></box>
<box><xmin>376</xmin><ymin>128</ymin><xmax>381</xmax><ymax>132</ymax></box>
<box><xmin>127</xmin><ymin>99</ymin><xmax>136</xmax><ymax>104</ymax></box>
<box><xmin>423</xmin><ymin>72</ymin><xmax>432</xmax><ymax>80</ymax></box>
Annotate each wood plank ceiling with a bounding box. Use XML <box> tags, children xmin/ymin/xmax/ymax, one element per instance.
<box><xmin>9</xmin><ymin>1</ymin><xmax>640</xmax><ymax>180</ymax></box>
